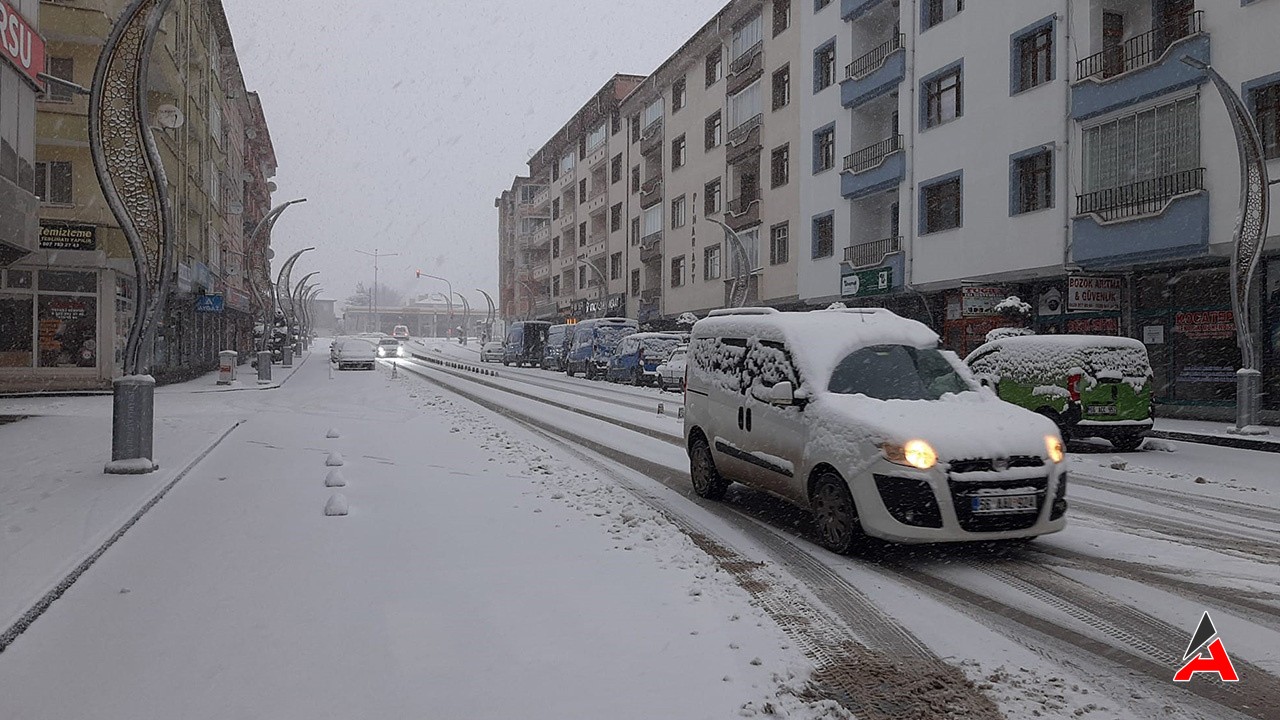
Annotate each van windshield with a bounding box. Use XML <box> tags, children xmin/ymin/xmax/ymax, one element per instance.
<box><xmin>828</xmin><ymin>345</ymin><xmax>973</xmax><ymax>400</ymax></box>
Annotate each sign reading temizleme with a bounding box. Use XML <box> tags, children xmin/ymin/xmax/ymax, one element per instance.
<box><xmin>1068</xmin><ymin>276</ymin><xmax>1122</xmax><ymax>312</ymax></box>
<box><xmin>0</xmin><ymin>0</ymin><xmax>45</xmax><ymax>89</ymax></box>
<box><xmin>841</xmin><ymin>266</ymin><xmax>893</xmax><ymax>298</ymax></box>
<box><xmin>38</xmin><ymin>223</ymin><xmax>97</xmax><ymax>251</ymax></box>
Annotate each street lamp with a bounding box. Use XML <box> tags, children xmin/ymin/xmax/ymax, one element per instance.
<box><xmin>476</xmin><ymin>289</ymin><xmax>497</xmax><ymax>342</ymax></box>
<box><xmin>249</xmin><ymin>199</ymin><xmax>307</xmax><ymax>352</ymax></box>
<box><xmin>357</xmin><ymin>249</ymin><xmax>399</xmax><ymax>334</ymax></box>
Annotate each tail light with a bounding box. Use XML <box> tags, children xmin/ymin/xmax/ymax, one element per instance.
<box><xmin>1067</xmin><ymin>374</ymin><xmax>1082</xmax><ymax>402</ymax></box>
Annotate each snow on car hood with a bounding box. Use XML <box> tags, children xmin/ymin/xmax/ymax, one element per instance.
<box><xmin>808</xmin><ymin>391</ymin><xmax>1058</xmax><ymax>463</ymax></box>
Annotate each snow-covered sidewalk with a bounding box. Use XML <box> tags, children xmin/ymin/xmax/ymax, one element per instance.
<box><xmin>0</xmin><ymin>353</ymin><xmax>840</xmax><ymax>719</ymax></box>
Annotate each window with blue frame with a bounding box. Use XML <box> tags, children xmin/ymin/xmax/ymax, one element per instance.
<box><xmin>920</xmin><ymin>172</ymin><xmax>962</xmax><ymax>234</ymax></box>
<box><xmin>813</xmin><ymin>40</ymin><xmax>836</xmax><ymax>93</ymax></box>
<box><xmin>1011</xmin><ymin>19</ymin><xmax>1054</xmax><ymax>94</ymax></box>
<box><xmin>812</xmin><ymin>213</ymin><xmax>834</xmax><ymax>259</ymax></box>
<box><xmin>1011</xmin><ymin>148</ymin><xmax>1053</xmax><ymax>215</ymax></box>
<box><xmin>922</xmin><ymin>63</ymin><xmax>962</xmax><ymax>128</ymax></box>
<box><xmin>922</xmin><ymin>0</ymin><xmax>963</xmax><ymax>31</ymax></box>
<box><xmin>813</xmin><ymin>124</ymin><xmax>835</xmax><ymax>173</ymax></box>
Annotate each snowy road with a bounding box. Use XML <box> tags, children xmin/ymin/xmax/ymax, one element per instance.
<box><xmin>398</xmin><ymin>339</ymin><xmax>1280</xmax><ymax>720</ymax></box>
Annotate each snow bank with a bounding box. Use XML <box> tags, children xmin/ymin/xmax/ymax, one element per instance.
<box><xmin>324</xmin><ymin>469</ymin><xmax>346</xmax><ymax>488</ymax></box>
<box><xmin>993</xmin><ymin>296</ymin><xmax>1031</xmax><ymax>315</ymax></box>
<box><xmin>325</xmin><ymin>428</ymin><xmax>341</xmax><ymax>439</ymax></box>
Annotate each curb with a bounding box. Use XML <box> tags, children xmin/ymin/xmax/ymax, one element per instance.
<box><xmin>1146</xmin><ymin>429</ymin><xmax>1280</xmax><ymax>454</ymax></box>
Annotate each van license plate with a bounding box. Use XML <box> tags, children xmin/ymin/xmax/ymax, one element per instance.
<box><xmin>971</xmin><ymin>494</ymin><xmax>1038</xmax><ymax>514</ymax></box>
<box><xmin>1086</xmin><ymin>404</ymin><xmax>1117</xmax><ymax>415</ymax></box>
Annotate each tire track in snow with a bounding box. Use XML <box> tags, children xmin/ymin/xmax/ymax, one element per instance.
<box><xmin>1070</xmin><ymin>470</ymin><xmax>1280</xmax><ymax>527</ymax></box>
<box><xmin>1069</xmin><ymin>496</ymin><xmax>1280</xmax><ymax>566</ymax></box>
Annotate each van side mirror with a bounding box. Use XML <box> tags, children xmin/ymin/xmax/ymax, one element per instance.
<box><xmin>769</xmin><ymin>381</ymin><xmax>795</xmax><ymax>406</ymax></box>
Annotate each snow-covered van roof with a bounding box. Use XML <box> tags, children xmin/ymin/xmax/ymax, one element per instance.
<box><xmin>692</xmin><ymin>308</ymin><xmax>939</xmax><ymax>382</ymax></box>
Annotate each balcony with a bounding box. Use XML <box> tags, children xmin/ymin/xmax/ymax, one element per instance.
<box><xmin>586</xmin><ymin>187</ymin><xmax>608</xmax><ymax>214</ymax></box>
<box><xmin>529</xmin><ymin>224</ymin><xmax>552</xmax><ymax>246</ymax></box>
<box><xmin>840</xmin><ymin>135</ymin><xmax>905</xmax><ymax>200</ymax></box>
<box><xmin>1072</xmin><ymin>11</ymin><xmax>1207</xmax><ymax>121</ymax></box>
<box><xmin>843</xmin><ymin>236</ymin><xmax>902</xmax><ymax>270</ymax></box>
<box><xmin>725</xmin><ymin>195</ymin><xmax>761</xmax><ymax>232</ymax></box>
<box><xmin>586</xmin><ymin>237</ymin><xmax>608</xmax><ymax>258</ymax></box>
<box><xmin>841</xmin><ymin>0</ymin><xmax>891</xmax><ymax>21</ymax></box>
<box><xmin>555</xmin><ymin>166</ymin><xmax>576</xmax><ymax>190</ymax></box>
<box><xmin>1073</xmin><ymin>184</ymin><xmax>1209</xmax><ymax>268</ymax></box>
<box><xmin>532</xmin><ymin>263</ymin><xmax>551</xmax><ymax>281</ymax></box>
<box><xmin>841</xmin><ymin>35</ymin><xmax>905</xmax><ymax>109</ymax></box>
<box><xmin>557</xmin><ymin>254</ymin><xmax>577</xmax><ymax>272</ymax></box>
<box><xmin>640</xmin><ymin>118</ymin><xmax>664</xmax><ymax>156</ymax></box>
<box><xmin>640</xmin><ymin>176</ymin><xmax>664</xmax><ymax>209</ymax></box>
<box><xmin>725</xmin><ymin>119</ymin><xmax>762</xmax><ymax>166</ymax></box>
<box><xmin>557</xmin><ymin>210</ymin><xmax>576</xmax><ymax>231</ymax></box>
<box><xmin>640</xmin><ymin>232</ymin><xmax>663</xmax><ymax>264</ymax></box>
<box><xmin>585</xmin><ymin>141</ymin><xmax>609</xmax><ymax>170</ymax></box>
<box><xmin>727</xmin><ymin>42</ymin><xmax>764</xmax><ymax>96</ymax></box>
<box><xmin>531</xmin><ymin>185</ymin><xmax>551</xmax><ymax>209</ymax></box>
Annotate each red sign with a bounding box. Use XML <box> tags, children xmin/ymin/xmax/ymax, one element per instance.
<box><xmin>1174</xmin><ymin>310</ymin><xmax>1235</xmax><ymax>340</ymax></box>
<box><xmin>1066</xmin><ymin>317</ymin><xmax>1119</xmax><ymax>335</ymax></box>
<box><xmin>0</xmin><ymin>0</ymin><xmax>44</xmax><ymax>89</ymax></box>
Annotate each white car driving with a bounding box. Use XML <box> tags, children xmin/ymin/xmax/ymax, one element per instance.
<box><xmin>480</xmin><ymin>341</ymin><xmax>504</xmax><ymax>362</ymax></box>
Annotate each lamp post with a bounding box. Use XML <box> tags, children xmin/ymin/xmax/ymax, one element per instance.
<box><xmin>477</xmin><ymin>289</ymin><xmax>496</xmax><ymax>342</ymax></box>
<box><xmin>292</xmin><ymin>271</ymin><xmax>319</xmax><ymax>353</ymax></box>
<box><xmin>274</xmin><ymin>247</ymin><xmax>314</xmax><ymax>360</ymax></box>
<box><xmin>356</xmin><ymin>249</ymin><xmax>399</xmax><ymax>334</ymax></box>
<box><xmin>1182</xmin><ymin>57</ymin><xmax>1272</xmax><ymax>434</ymax></box>
<box><xmin>454</xmin><ymin>292</ymin><xmax>471</xmax><ymax>342</ymax></box>
<box><xmin>248</xmin><ymin>199</ymin><xmax>307</xmax><ymax>351</ymax></box>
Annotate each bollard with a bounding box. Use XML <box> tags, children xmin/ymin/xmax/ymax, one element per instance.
<box><xmin>218</xmin><ymin>350</ymin><xmax>238</xmax><ymax>385</ymax></box>
<box><xmin>105</xmin><ymin>375</ymin><xmax>157</xmax><ymax>474</ymax></box>
<box><xmin>657</xmin><ymin>402</ymin><xmax>665</xmax><ymax>416</ymax></box>
<box><xmin>282</xmin><ymin>343</ymin><xmax>293</xmax><ymax>367</ymax></box>
<box><xmin>257</xmin><ymin>351</ymin><xmax>273</xmax><ymax>384</ymax></box>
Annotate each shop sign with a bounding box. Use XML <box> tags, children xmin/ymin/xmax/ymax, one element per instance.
<box><xmin>38</xmin><ymin>223</ymin><xmax>97</xmax><ymax>251</ymax></box>
<box><xmin>1173</xmin><ymin>310</ymin><xmax>1234</xmax><ymax>340</ymax></box>
<box><xmin>961</xmin><ymin>286</ymin><xmax>1003</xmax><ymax>317</ymax></box>
<box><xmin>840</xmin><ymin>266</ymin><xmax>893</xmax><ymax>298</ymax></box>
<box><xmin>1038</xmin><ymin>287</ymin><xmax>1063</xmax><ymax>316</ymax></box>
<box><xmin>0</xmin><ymin>0</ymin><xmax>45</xmax><ymax>89</ymax></box>
<box><xmin>1066</xmin><ymin>317</ymin><xmax>1119</xmax><ymax>335</ymax></box>
<box><xmin>226</xmin><ymin>287</ymin><xmax>252</xmax><ymax>312</ymax></box>
<box><xmin>177</xmin><ymin>263</ymin><xmax>193</xmax><ymax>293</ymax></box>
<box><xmin>1143</xmin><ymin>325</ymin><xmax>1165</xmax><ymax>345</ymax></box>
<box><xmin>195</xmin><ymin>294</ymin><xmax>224</xmax><ymax>313</ymax></box>
<box><xmin>1176</xmin><ymin>365</ymin><xmax>1237</xmax><ymax>384</ymax></box>
<box><xmin>946</xmin><ymin>296</ymin><xmax>962</xmax><ymax>321</ymax></box>
<box><xmin>1068</xmin><ymin>276</ymin><xmax>1122</xmax><ymax>312</ymax></box>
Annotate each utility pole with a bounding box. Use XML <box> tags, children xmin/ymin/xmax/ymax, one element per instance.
<box><xmin>357</xmin><ymin>249</ymin><xmax>398</xmax><ymax>334</ymax></box>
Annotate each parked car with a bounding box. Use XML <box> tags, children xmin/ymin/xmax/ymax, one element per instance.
<box><xmin>565</xmin><ymin>317</ymin><xmax>638</xmax><ymax>380</ymax></box>
<box><xmin>329</xmin><ymin>336</ymin><xmax>349</xmax><ymax>363</ymax></box>
<box><xmin>965</xmin><ymin>334</ymin><xmax>1154</xmax><ymax>451</ymax></box>
<box><xmin>606</xmin><ymin>332</ymin><xmax>688</xmax><ymax>385</ymax></box>
<box><xmin>375</xmin><ymin>337</ymin><xmax>405</xmax><ymax>358</ymax></box>
<box><xmin>480</xmin><ymin>341</ymin><xmax>504</xmax><ymax>363</ymax></box>
<box><xmin>334</xmin><ymin>338</ymin><xmax>377</xmax><ymax>370</ymax></box>
<box><xmin>656</xmin><ymin>345</ymin><xmax>688</xmax><ymax>391</ymax></box>
<box><xmin>541</xmin><ymin>324</ymin><xmax>571</xmax><ymax>371</ymax></box>
<box><xmin>683</xmin><ymin>307</ymin><xmax>1066</xmax><ymax>552</ymax></box>
<box><xmin>503</xmin><ymin>321</ymin><xmax>551</xmax><ymax>367</ymax></box>
<box><xmin>391</xmin><ymin>325</ymin><xmax>410</xmax><ymax>340</ymax></box>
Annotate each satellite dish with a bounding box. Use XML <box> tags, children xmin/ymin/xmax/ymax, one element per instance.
<box><xmin>266</xmin><ymin>248</ymin><xmax>276</xmax><ymax>260</ymax></box>
<box><xmin>266</xmin><ymin>181</ymin><xmax>278</xmax><ymax>192</ymax></box>
<box><xmin>155</xmin><ymin>104</ymin><xmax>185</xmax><ymax>129</ymax></box>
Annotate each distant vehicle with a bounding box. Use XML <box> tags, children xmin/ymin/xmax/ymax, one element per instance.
<box><xmin>541</xmin><ymin>324</ymin><xmax>571</xmax><ymax>371</ymax></box>
<box><xmin>334</xmin><ymin>338</ymin><xmax>377</xmax><ymax>371</ymax></box>
<box><xmin>606</xmin><ymin>332</ymin><xmax>688</xmax><ymax>386</ymax></box>
<box><xmin>391</xmin><ymin>325</ymin><xmax>410</xmax><ymax>340</ymax></box>
<box><xmin>684</xmin><ymin>307</ymin><xmax>1066</xmax><ymax>552</ymax></box>
<box><xmin>966</xmin><ymin>334</ymin><xmax>1154</xmax><ymax>451</ymax></box>
<box><xmin>656</xmin><ymin>345</ymin><xmax>688</xmax><ymax>391</ymax></box>
<box><xmin>565</xmin><ymin>317</ymin><xmax>638</xmax><ymax>380</ymax></box>
<box><xmin>329</xmin><ymin>336</ymin><xmax>349</xmax><ymax>363</ymax></box>
<box><xmin>375</xmin><ymin>337</ymin><xmax>405</xmax><ymax>358</ymax></box>
<box><xmin>503</xmin><ymin>321</ymin><xmax>551</xmax><ymax>367</ymax></box>
<box><xmin>480</xmin><ymin>341</ymin><xmax>504</xmax><ymax>363</ymax></box>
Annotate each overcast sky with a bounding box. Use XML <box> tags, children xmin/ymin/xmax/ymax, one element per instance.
<box><xmin>222</xmin><ymin>0</ymin><xmax>727</xmax><ymax>307</ymax></box>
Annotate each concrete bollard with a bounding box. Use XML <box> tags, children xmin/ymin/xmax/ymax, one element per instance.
<box><xmin>105</xmin><ymin>375</ymin><xmax>158</xmax><ymax>474</ymax></box>
<box><xmin>282</xmin><ymin>343</ymin><xmax>293</xmax><ymax>367</ymax></box>
<box><xmin>257</xmin><ymin>351</ymin><xmax>273</xmax><ymax>384</ymax></box>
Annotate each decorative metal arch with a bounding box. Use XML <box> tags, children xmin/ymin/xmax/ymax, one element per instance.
<box><xmin>706</xmin><ymin>218</ymin><xmax>751</xmax><ymax>309</ymax></box>
<box><xmin>248</xmin><ymin>199</ymin><xmax>306</xmax><ymax>350</ymax></box>
<box><xmin>88</xmin><ymin>0</ymin><xmax>177</xmax><ymax>375</ymax></box>
<box><xmin>292</xmin><ymin>272</ymin><xmax>319</xmax><ymax>340</ymax></box>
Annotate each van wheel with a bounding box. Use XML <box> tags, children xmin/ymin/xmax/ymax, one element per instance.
<box><xmin>633</xmin><ymin>369</ymin><xmax>644</xmax><ymax>386</ymax></box>
<box><xmin>585</xmin><ymin>366</ymin><xmax>596</xmax><ymax>381</ymax></box>
<box><xmin>1112</xmin><ymin>434</ymin><xmax>1145</xmax><ymax>452</ymax></box>
<box><xmin>810</xmin><ymin>472</ymin><xmax>862</xmax><ymax>555</ymax></box>
<box><xmin>690</xmin><ymin>436</ymin><xmax>730</xmax><ymax>500</ymax></box>
<box><xmin>566</xmin><ymin>366</ymin><xmax>575</xmax><ymax>377</ymax></box>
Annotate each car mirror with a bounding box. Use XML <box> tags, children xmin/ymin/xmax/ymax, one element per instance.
<box><xmin>769</xmin><ymin>381</ymin><xmax>795</xmax><ymax>406</ymax></box>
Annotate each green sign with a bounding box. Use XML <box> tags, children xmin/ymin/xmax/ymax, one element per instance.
<box><xmin>840</xmin><ymin>266</ymin><xmax>893</xmax><ymax>298</ymax></box>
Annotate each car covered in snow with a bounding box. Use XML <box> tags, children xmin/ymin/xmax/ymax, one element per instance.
<box><xmin>656</xmin><ymin>345</ymin><xmax>688</xmax><ymax>391</ymax></box>
<box><xmin>541</xmin><ymin>324</ymin><xmax>571</xmax><ymax>371</ymax></box>
<box><xmin>479</xmin><ymin>341</ymin><xmax>504</xmax><ymax>362</ymax></box>
<box><xmin>965</xmin><ymin>335</ymin><xmax>1153</xmax><ymax>451</ymax></box>
<box><xmin>333</xmin><ymin>338</ymin><xmax>377</xmax><ymax>370</ymax></box>
<box><xmin>683</xmin><ymin>307</ymin><xmax>1066</xmax><ymax>551</ymax></box>
<box><xmin>605</xmin><ymin>332</ymin><xmax>688</xmax><ymax>385</ymax></box>
<box><xmin>565</xmin><ymin>317</ymin><xmax>638</xmax><ymax>380</ymax></box>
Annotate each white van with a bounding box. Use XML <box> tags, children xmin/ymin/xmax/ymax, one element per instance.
<box><xmin>683</xmin><ymin>307</ymin><xmax>1067</xmax><ymax>551</ymax></box>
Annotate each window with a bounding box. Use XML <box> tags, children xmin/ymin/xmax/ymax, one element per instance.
<box><xmin>706</xmin><ymin>50</ymin><xmax>723</xmax><ymax>87</ymax></box>
<box><xmin>552</xmin><ymin>197</ymin><xmax>560</xmax><ymax>220</ymax></box>
<box><xmin>579</xmin><ymin>221</ymin><xmax>587</xmax><ymax>246</ymax></box>
<box><xmin>611</xmin><ymin>110</ymin><xmax>622</xmax><ymax>135</ymax></box>
<box><xmin>704</xmin><ymin>245</ymin><xmax>722</xmax><ymax>280</ymax></box>
<box><xmin>770</xmin><ymin>223</ymin><xmax>790</xmax><ymax>265</ymax></box>
<box><xmin>1013</xmin><ymin>23</ymin><xmax>1054</xmax><ymax>93</ymax></box>
<box><xmin>1251</xmin><ymin>82</ymin><xmax>1280</xmax><ymax>160</ymax></box>
<box><xmin>631</xmin><ymin>165</ymin><xmax>641</xmax><ymax>193</ymax></box>
<box><xmin>1012</xmin><ymin>149</ymin><xmax>1053</xmax><ymax>215</ymax></box>
<box><xmin>672</xmin><ymin>135</ymin><xmax>687</xmax><ymax>170</ymax></box>
<box><xmin>631</xmin><ymin>269</ymin><xmax>641</xmax><ymax>296</ymax></box>
<box><xmin>705</xmin><ymin>111</ymin><xmax>723</xmax><ymax>149</ymax></box>
<box><xmin>642</xmin><ymin>204</ymin><xmax>663</xmax><ymax>237</ymax></box>
<box><xmin>923</xmin><ymin>0</ymin><xmax>964</xmax><ymax>30</ymax></box>
<box><xmin>565</xmin><ymin>225</ymin><xmax>576</xmax><ymax>246</ymax></box>
<box><xmin>560</xmin><ymin>152</ymin><xmax>575</xmax><ymax>175</ymax></box>
<box><xmin>553</xmin><ymin>276</ymin><xmax>561</xmax><ymax>296</ymax></box>
<box><xmin>43</xmin><ymin>57</ymin><xmax>75</xmax><ymax>103</ymax></box>
<box><xmin>671</xmin><ymin>255</ymin><xmax>686</xmax><ymax>287</ymax></box>
<box><xmin>773</xmin><ymin>0</ymin><xmax>791</xmax><ymax>36</ymax></box>
<box><xmin>610</xmin><ymin>252</ymin><xmax>623</xmax><ymax>280</ymax></box>
<box><xmin>730</xmin><ymin>81</ymin><xmax>762</xmax><ymax>129</ymax></box>
<box><xmin>631</xmin><ymin>217</ymin><xmax>641</xmax><ymax>245</ymax></box>
<box><xmin>579</xmin><ymin>178</ymin><xmax>587</xmax><ymax>199</ymax></box>
<box><xmin>611</xmin><ymin>154</ymin><xmax>622</xmax><ymax>184</ymax></box>
<box><xmin>813</xmin><ymin>41</ymin><xmax>836</xmax><ymax>92</ymax></box>
<box><xmin>671</xmin><ymin>195</ymin><xmax>687</xmax><ymax>229</ymax></box>
<box><xmin>705</xmin><ymin>178</ymin><xmax>723</xmax><ymax>215</ymax></box>
<box><xmin>811</xmin><ymin>213</ymin><xmax>834</xmax><ymax>259</ymax></box>
<box><xmin>643</xmin><ymin>99</ymin><xmax>664</xmax><ymax>129</ymax></box>
<box><xmin>772</xmin><ymin>65</ymin><xmax>791</xmax><ymax>110</ymax></box>
<box><xmin>815</xmin><ymin>0</ymin><xmax>832</xmax><ymax>9</ymax></box>
<box><xmin>813</xmin><ymin>125</ymin><xmax>835</xmax><ymax>173</ymax></box>
<box><xmin>923</xmin><ymin>64</ymin><xmax>963</xmax><ymax>128</ymax></box>
<box><xmin>609</xmin><ymin>203</ymin><xmax>622</xmax><ymax>232</ymax></box>
<box><xmin>586</xmin><ymin>123</ymin><xmax>607</xmax><ymax>152</ymax></box>
<box><xmin>1081</xmin><ymin>96</ymin><xmax>1199</xmax><ymax>194</ymax></box>
<box><xmin>552</xmin><ymin>236</ymin><xmax>561</xmax><ymax>258</ymax></box>
<box><xmin>35</xmin><ymin>161</ymin><xmax>73</xmax><ymax>204</ymax></box>
<box><xmin>630</xmin><ymin>114</ymin><xmax>641</xmax><ymax>143</ymax></box>
<box><xmin>673</xmin><ymin>77</ymin><xmax>687</xmax><ymax>113</ymax></box>
<box><xmin>579</xmin><ymin>265</ymin><xmax>588</xmax><ymax>290</ymax></box>
<box><xmin>771</xmin><ymin>144</ymin><xmax>790</xmax><ymax>188</ymax></box>
<box><xmin>731</xmin><ymin>15</ymin><xmax>762</xmax><ymax>61</ymax></box>
<box><xmin>921</xmin><ymin>173</ymin><xmax>963</xmax><ymax>233</ymax></box>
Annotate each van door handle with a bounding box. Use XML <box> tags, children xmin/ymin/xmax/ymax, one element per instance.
<box><xmin>737</xmin><ymin>407</ymin><xmax>744</xmax><ymax>430</ymax></box>
<box><xmin>745</xmin><ymin>408</ymin><xmax>752</xmax><ymax>432</ymax></box>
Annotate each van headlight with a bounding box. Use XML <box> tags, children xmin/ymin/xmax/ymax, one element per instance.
<box><xmin>882</xmin><ymin>440</ymin><xmax>937</xmax><ymax>470</ymax></box>
<box><xmin>1045</xmin><ymin>435</ymin><xmax>1065</xmax><ymax>464</ymax></box>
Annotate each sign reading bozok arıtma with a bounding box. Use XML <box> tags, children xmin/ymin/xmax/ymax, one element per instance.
<box><xmin>1068</xmin><ymin>276</ymin><xmax>1122</xmax><ymax>312</ymax></box>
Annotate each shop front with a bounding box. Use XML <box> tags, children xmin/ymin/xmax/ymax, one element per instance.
<box><xmin>0</xmin><ymin>264</ymin><xmax>117</xmax><ymax>391</ymax></box>
<box><xmin>1134</xmin><ymin>267</ymin><xmax>1239</xmax><ymax>406</ymax></box>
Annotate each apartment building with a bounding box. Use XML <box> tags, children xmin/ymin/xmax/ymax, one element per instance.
<box><xmin>0</xmin><ymin>0</ymin><xmax>41</xmax><ymax>267</ymax></box>
<box><xmin>0</xmin><ymin>0</ymin><xmax>277</xmax><ymax>392</ymax></box>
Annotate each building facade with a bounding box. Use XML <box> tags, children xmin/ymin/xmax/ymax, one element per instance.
<box><xmin>0</xmin><ymin>0</ymin><xmax>276</xmax><ymax>392</ymax></box>
<box><xmin>0</xmin><ymin>0</ymin><xmax>41</xmax><ymax>267</ymax></box>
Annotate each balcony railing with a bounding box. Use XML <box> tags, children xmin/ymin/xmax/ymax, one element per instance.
<box><xmin>1076</xmin><ymin>167</ymin><xmax>1204</xmax><ymax>221</ymax></box>
<box><xmin>842</xmin><ymin>134</ymin><xmax>903</xmax><ymax>174</ymax></box>
<box><xmin>843</xmin><ymin>236</ymin><xmax>902</xmax><ymax>269</ymax></box>
<box><xmin>1076</xmin><ymin>11</ymin><xmax>1202</xmax><ymax>82</ymax></box>
<box><xmin>845</xmin><ymin>33</ymin><xmax>905</xmax><ymax>80</ymax></box>
<box><xmin>729</xmin><ymin>41</ymin><xmax>763</xmax><ymax>76</ymax></box>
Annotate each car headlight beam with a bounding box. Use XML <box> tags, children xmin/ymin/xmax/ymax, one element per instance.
<box><xmin>882</xmin><ymin>440</ymin><xmax>938</xmax><ymax>470</ymax></box>
<box><xmin>1045</xmin><ymin>435</ymin><xmax>1065</xmax><ymax>464</ymax></box>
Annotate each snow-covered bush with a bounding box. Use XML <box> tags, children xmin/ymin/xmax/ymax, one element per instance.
<box><xmin>994</xmin><ymin>295</ymin><xmax>1032</xmax><ymax>319</ymax></box>
<box><xmin>826</xmin><ymin>302</ymin><xmax>847</xmax><ymax>310</ymax></box>
<box><xmin>676</xmin><ymin>312</ymin><xmax>699</xmax><ymax>326</ymax></box>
